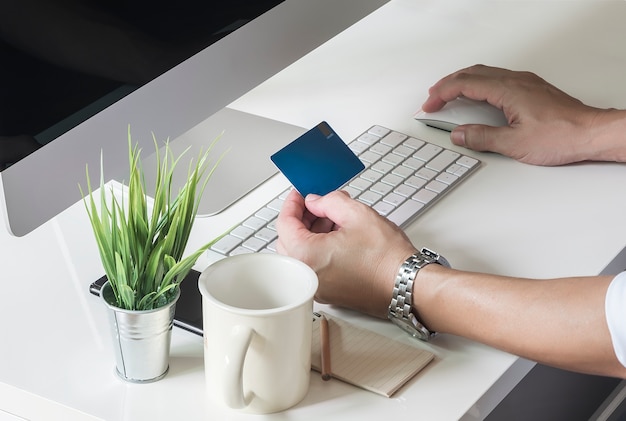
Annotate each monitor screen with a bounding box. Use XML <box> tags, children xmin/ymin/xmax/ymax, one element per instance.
<box><xmin>0</xmin><ymin>1</ymin><xmax>285</xmax><ymax>164</ymax></box>
<box><xmin>0</xmin><ymin>0</ymin><xmax>389</xmax><ymax>236</ymax></box>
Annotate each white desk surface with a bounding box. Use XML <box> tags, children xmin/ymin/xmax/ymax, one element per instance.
<box><xmin>2</xmin><ymin>1</ymin><xmax>626</xmax><ymax>420</ymax></box>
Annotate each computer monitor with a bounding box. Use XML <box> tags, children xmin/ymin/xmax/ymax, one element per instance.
<box><xmin>0</xmin><ymin>0</ymin><xmax>389</xmax><ymax>237</ymax></box>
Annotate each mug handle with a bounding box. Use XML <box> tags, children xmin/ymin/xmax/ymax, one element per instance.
<box><xmin>223</xmin><ymin>325</ymin><xmax>255</xmax><ymax>409</ymax></box>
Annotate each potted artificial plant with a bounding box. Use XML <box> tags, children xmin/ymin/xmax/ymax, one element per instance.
<box><xmin>81</xmin><ymin>127</ymin><xmax>221</xmax><ymax>383</ymax></box>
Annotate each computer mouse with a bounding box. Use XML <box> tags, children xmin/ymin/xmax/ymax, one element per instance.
<box><xmin>414</xmin><ymin>97</ymin><xmax>508</xmax><ymax>132</ymax></box>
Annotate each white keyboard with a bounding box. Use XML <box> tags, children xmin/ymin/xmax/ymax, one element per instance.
<box><xmin>207</xmin><ymin>125</ymin><xmax>480</xmax><ymax>261</ymax></box>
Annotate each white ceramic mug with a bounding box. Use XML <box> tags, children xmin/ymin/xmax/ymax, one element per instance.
<box><xmin>198</xmin><ymin>253</ymin><xmax>318</xmax><ymax>414</ymax></box>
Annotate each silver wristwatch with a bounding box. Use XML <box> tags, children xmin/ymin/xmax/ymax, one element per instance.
<box><xmin>388</xmin><ymin>247</ymin><xmax>450</xmax><ymax>341</ymax></box>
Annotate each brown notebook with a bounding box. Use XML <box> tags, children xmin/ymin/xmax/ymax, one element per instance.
<box><xmin>311</xmin><ymin>311</ymin><xmax>435</xmax><ymax>397</ymax></box>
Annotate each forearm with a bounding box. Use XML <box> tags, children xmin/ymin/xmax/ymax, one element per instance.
<box><xmin>415</xmin><ymin>264</ymin><xmax>626</xmax><ymax>377</ymax></box>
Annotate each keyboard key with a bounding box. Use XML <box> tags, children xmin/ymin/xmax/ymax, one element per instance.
<box><xmin>404</xmin><ymin>137</ymin><xmax>425</xmax><ymax>150</ymax></box>
<box><xmin>381</xmin><ymin>173</ymin><xmax>403</xmax><ymax>187</ymax></box>
<box><xmin>357</xmin><ymin>133</ymin><xmax>380</xmax><ymax>145</ymax></box>
<box><xmin>425</xmin><ymin>180</ymin><xmax>448</xmax><ymax>194</ymax></box>
<box><xmin>266</xmin><ymin>240</ymin><xmax>278</xmax><ymax>252</ymax></box>
<box><xmin>349</xmin><ymin>141</ymin><xmax>369</xmax><ymax>155</ymax></box>
<box><xmin>230</xmin><ymin>246</ymin><xmax>253</xmax><ymax>256</ymax></box>
<box><xmin>426</xmin><ymin>150</ymin><xmax>460</xmax><ymax>172</ymax></box>
<box><xmin>413</xmin><ymin>189</ymin><xmax>437</xmax><ymax>204</ymax></box>
<box><xmin>371</xmin><ymin>182</ymin><xmax>393</xmax><ymax>196</ymax></box>
<box><xmin>368</xmin><ymin>125</ymin><xmax>390</xmax><ymax>137</ymax></box>
<box><xmin>370</xmin><ymin>143</ymin><xmax>392</xmax><ymax>156</ymax></box>
<box><xmin>414</xmin><ymin>144</ymin><xmax>442</xmax><ymax>162</ymax></box>
<box><xmin>267</xmin><ymin>198</ymin><xmax>285</xmax><ymax>212</ymax></box>
<box><xmin>358</xmin><ymin>190</ymin><xmax>382</xmax><ymax>204</ymax></box>
<box><xmin>359</xmin><ymin>150</ymin><xmax>382</xmax><ymax>164</ymax></box>
<box><xmin>343</xmin><ymin>186</ymin><xmax>361</xmax><ymax>198</ymax></box>
<box><xmin>436</xmin><ymin>172</ymin><xmax>459</xmax><ymax>185</ymax></box>
<box><xmin>392</xmin><ymin>165</ymin><xmax>413</xmax><ymax>179</ymax></box>
<box><xmin>371</xmin><ymin>161</ymin><xmax>394</xmax><ymax>174</ymax></box>
<box><xmin>243</xmin><ymin>216</ymin><xmax>266</xmax><ymax>231</ymax></box>
<box><xmin>372</xmin><ymin>200</ymin><xmax>395</xmax><ymax>216</ymax></box>
<box><xmin>415</xmin><ymin>168</ymin><xmax>438</xmax><ymax>180</ymax></box>
<box><xmin>457</xmin><ymin>156</ymin><xmax>479</xmax><ymax>168</ymax></box>
<box><xmin>382</xmin><ymin>153</ymin><xmax>404</xmax><ymax>166</ymax></box>
<box><xmin>349</xmin><ymin>177</ymin><xmax>372</xmax><ymax>191</ymax></box>
<box><xmin>255</xmin><ymin>227</ymin><xmax>278</xmax><ymax>243</ymax></box>
<box><xmin>394</xmin><ymin>184</ymin><xmax>417</xmax><ymax>197</ymax></box>
<box><xmin>360</xmin><ymin>169</ymin><xmax>383</xmax><ymax>183</ymax></box>
<box><xmin>382</xmin><ymin>192</ymin><xmax>406</xmax><ymax>207</ymax></box>
<box><xmin>382</xmin><ymin>131</ymin><xmax>407</xmax><ymax>146</ymax></box>
<box><xmin>230</xmin><ymin>225</ymin><xmax>254</xmax><ymax>239</ymax></box>
<box><xmin>446</xmin><ymin>163</ymin><xmax>469</xmax><ymax>177</ymax></box>
<box><xmin>392</xmin><ymin>145</ymin><xmax>414</xmax><ymax>158</ymax></box>
<box><xmin>211</xmin><ymin>235</ymin><xmax>242</xmax><ymax>254</ymax></box>
<box><xmin>256</xmin><ymin>207</ymin><xmax>278</xmax><ymax>221</ymax></box>
<box><xmin>403</xmin><ymin>157</ymin><xmax>425</xmax><ymax>170</ymax></box>
<box><xmin>405</xmin><ymin>176</ymin><xmax>427</xmax><ymax>189</ymax></box>
<box><xmin>387</xmin><ymin>199</ymin><xmax>424</xmax><ymax>227</ymax></box>
<box><xmin>242</xmin><ymin>237</ymin><xmax>267</xmax><ymax>252</ymax></box>
<box><xmin>380</xmin><ymin>132</ymin><xmax>406</xmax><ymax>148</ymax></box>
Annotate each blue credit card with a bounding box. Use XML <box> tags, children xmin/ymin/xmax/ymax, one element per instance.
<box><xmin>270</xmin><ymin>122</ymin><xmax>365</xmax><ymax>197</ymax></box>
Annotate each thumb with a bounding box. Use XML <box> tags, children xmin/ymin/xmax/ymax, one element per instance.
<box><xmin>450</xmin><ymin>124</ymin><xmax>510</xmax><ymax>154</ymax></box>
<box><xmin>304</xmin><ymin>190</ymin><xmax>362</xmax><ymax>227</ymax></box>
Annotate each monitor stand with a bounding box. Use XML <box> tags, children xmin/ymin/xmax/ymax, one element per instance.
<box><xmin>139</xmin><ymin>107</ymin><xmax>306</xmax><ymax>216</ymax></box>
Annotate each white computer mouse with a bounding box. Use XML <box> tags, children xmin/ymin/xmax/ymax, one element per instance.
<box><xmin>414</xmin><ymin>97</ymin><xmax>508</xmax><ymax>132</ymax></box>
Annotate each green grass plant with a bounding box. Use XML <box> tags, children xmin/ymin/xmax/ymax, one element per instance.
<box><xmin>80</xmin><ymin>127</ymin><xmax>223</xmax><ymax>310</ymax></box>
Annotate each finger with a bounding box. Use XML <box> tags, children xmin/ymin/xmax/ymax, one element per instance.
<box><xmin>295</xmin><ymin>196</ymin><xmax>331</xmax><ymax>230</ymax></box>
<box><xmin>422</xmin><ymin>65</ymin><xmax>509</xmax><ymax>111</ymax></box>
<box><xmin>451</xmin><ymin>124</ymin><xmax>516</xmax><ymax>155</ymax></box>
<box><xmin>279</xmin><ymin>189</ymin><xmax>305</xmax><ymax>221</ymax></box>
<box><xmin>420</xmin><ymin>95</ymin><xmax>449</xmax><ymax>113</ymax></box>
<box><xmin>276</xmin><ymin>189</ymin><xmax>309</xmax><ymax>238</ymax></box>
<box><xmin>303</xmin><ymin>190</ymin><xmax>368</xmax><ymax>229</ymax></box>
<box><xmin>277</xmin><ymin>189</ymin><xmax>343</xmax><ymax>256</ymax></box>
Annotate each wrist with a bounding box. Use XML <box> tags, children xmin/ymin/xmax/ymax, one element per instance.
<box><xmin>410</xmin><ymin>262</ymin><xmax>447</xmax><ymax>331</ymax></box>
<box><xmin>371</xmin><ymin>248</ymin><xmax>418</xmax><ymax>319</ymax></box>
<box><xmin>588</xmin><ymin>109</ymin><xmax>626</xmax><ymax>163</ymax></box>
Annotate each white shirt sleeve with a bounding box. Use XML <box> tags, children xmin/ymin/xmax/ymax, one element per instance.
<box><xmin>605</xmin><ymin>271</ymin><xmax>626</xmax><ymax>367</ymax></box>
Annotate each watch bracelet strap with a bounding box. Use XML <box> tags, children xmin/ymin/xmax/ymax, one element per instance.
<box><xmin>389</xmin><ymin>255</ymin><xmax>420</xmax><ymax>320</ymax></box>
<box><xmin>389</xmin><ymin>247</ymin><xmax>447</xmax><ymax>339</ymax></box>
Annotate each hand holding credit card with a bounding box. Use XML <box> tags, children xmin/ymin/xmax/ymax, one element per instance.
<box><xmin>270</xmin><ymin>122</ymin><xmax>365</xmax><ymax>197</ymax></box>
